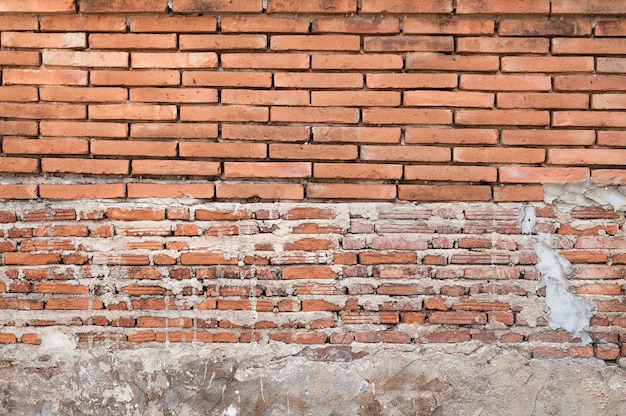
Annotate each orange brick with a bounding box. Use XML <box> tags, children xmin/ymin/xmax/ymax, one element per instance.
<box><xmin>0</xmin><ymin>157</ymin><xmax>38</xmax><ymax>174</ymax></box>
<box><xmin>0</xmin><ymin>334</ymin><xmax>17</xmax><ymax>344</ymax></box>
<box><xmin>456</xmin><ymin>110</ymin><xmax>550</xmax><ymax>126</ymax></box>
<box><xmin>592</xmin><ymin>94</ymin><xmax>626</xmax><ymax>109</ymax></box>
<box><xmin>183</xmin><ymin>71</ymin><xmax>272</xmax><ymax>87</ymax></box>
<box><xmin>80</xmin><ymin>0</ymin><xmax>165</xmax><ymax>13</ymax></box>
<box><xmin>132</xmin><ymin>160</ymin><xmax>220</xmax><ymax>176</ymax></box>
<box><xmin>216</xmin><ymin>183</ymin><xmax>303</xmax><ymax>200</ymax></box>
<box><xmin>91</xmin><ymin>140</ymin><xmax>177</xmax><ymax>157</ymax></box>
<box><xmin>224</xmin><ymin>162</ymin><xmax>311</xmax><ymax>179</ymax></box>
<box><xmin>552</xmin><ymin>0</ymin><xmax>626</xmax><ymax>14</ymax></box>
<box><xmin>454</xmin><ymin>147</ymin><xmax>545</xmax><ymax>164</ymax></box>
<box><xmin>131</xmin><ymin>52</ymin><xmax>217</xmax><ymax>69</ymax></box>
<box><xmin>493</xmin><ymin>185</ymin><xmax>544</xmax><ymax>201</ymax></box>
<box><xmin>548</xmin><ymin>149</ymin><xmax>626</xmax><ymax>166</ymax></box>
<box><xmin>180</xmin><ymin>35</ymin><xmax>266</xmax><ymax>50</ymax></box>
<box><xmin>314</xmin><ymin>126</ymin><xmax>401</xmax><ymax>144</ymax></box>
<box><xmin>271</xmin><ymin>107</ymin><xmax>359</xmax><ymax>124</ymax></box>
<box><xmin>47</xmin><ymin>298</ymin><xmax>102</xmax><ymax>310</ymax></box>
<box><xmin>43</xmin><ymin>158</ymin><xmax>129</xmax><ymax>175</ymax></box>
<box><xmin>21</xmin><ymin>334</ymin><xmax>40</xmax><ymax>345</ymax></box>
<box><xmin>0</xmin><ymin>121</ymin><xmax>38</xmax><ymax>136</ymax></box>
<box><xmin>312</xmin><ymin>91</ymin><xmax>400</xmax><ymax>107</ymax></box>
<box><xmin>91</xmin><ymin>70</ymin><xmax>179</xmax><ymax>86</ymax></box>
<box><xmin>501</xmin><ymin>56</ymin><xmax>594</xmax><ymax>73</ymax></box>
<box><xmin>461</xmin><ymin>75</ymin><xmax>551</xmax><ymax>91</ymax></box>
<box><xmin>553</xmin><ymin>111</ymin><xmax>626</xmax><ymax>127</ymax></box>
<box><xmin>362</xmin><ymin>108</ymin><xmax>452</xmax><ymax>125</ymax></box>
<box><xmin>498</xmin><ymin>93</ymin><xmax>589</xmax><ymax>109</ymax></box>
<box><xmin>1</xmin><ymin>32</ymin><xmax>85</xmax><ymax>48</ymax></box>
<box><xmin>0</xmin><ymin>0</ymin><xmax>75</xmax><ymax>13</ymax></box>
<box><xmin>222</xmin><ymin>89</ymin><xmax>309</xmax><ymax>106</ymax></box>
<box><xmin>222</xmin><ymin>53</ymin><xmax>309</xmax><ymax>69</ymax></box>
<box><xmin>314</xmin><ymin>163</ymin><xmax>402</xmax><ymax>180</ymax></box>
<box><xmin>592</xmin><ymin>169</ymin><xmax>626</xmax><ymax>184</ymax></box>
<box><xmin>399</xmin><ymin>185</ymin><xmax>491</xmax><ymax>201</ymax></box>
<box><xmin>0</xmin><ymin>86</ymin><xmax>38</xmax><ymax>102</ymax></box>
<box><xmin>313</xmin><ymin>17</ymin><xmax>398</xmax><ymax>33</ymax></box>
<box><xmin>34</xmin><ymin>283</ymin><xmax>89</xmax><ymax>294</ymax></box>
<box><xmin>3</xmin><ymin>69</ymin><xmax>87</xmax><ymax>86</ymax></box>
<box><xmin>107</xmin><ymin>207</ymin><xmax>164</xmax><ymax>221</ymax></box>
<box><xmin>130</xmin><ymin>88</ymin><xmax>217</xmax><ymax>103</ymax></box>
<box><xmin>499</xmin><ymin>167</ymin><xmax>589</xmax><ymax>183</ymax></box>
<box><xmin>0</xmin><ymin>51</ymin><xmax>40</xmax><ymax>67</ymax></box>
<box><xmin>404</xmin><ymin>17</ymin><xmax>493</xmax><ymax>34</ymax></box>
<box><xmin>39</xmin><ymin>184</ymin><xmax>126</xmax><ymax>199</ymax></box>
<box><xmin>501</xmin><ymin>129</ymin><xmax>595</xmax><ymax>146</ymax></box>
<box><xmin>40</xmin><ymin>86</ymin><xmax>127</xmax><ymax>102</ymax></box>
<box><xmin>173</xmin><ymin>0</ymin><xmax>262</xmax><ymax>12</ymax></box>
<box><xmin>458</xmin><ymin>37</ymin><xmax>548</xmax><ymax>53</ymax></box>
<box><xmin>404</xmin><ymin>90</ymin><xmax>493</xmax><ymax>108</ymax></box>
<box><xmin>40</xmin><ymin>121</ymin><xmax>128</xmax><ymax>138</ymax></box>
<box><xmin>41</xmin><ymin>15</ymin><xmax>127</xmax><ymax>32</ymax></box>
<box><xmin>89</xmin><ymin>34</ymin><xmax>177</xmax><ymax>50</ymax></box>
<box><xmin>283</xmin><ymin>266</ymin><xmax>338</xmax><ymax>279</ymax></box>
<box><xmin>132</xmin><ymin>123</ymin><xmax>217</xmax><ymax>139</ymax></box>
<box><xmin>270</xmin><ymin>144</ymin><xmax>357</xmax><ymax>160</ymax></box>
<box><xmin>221</xmin><ymin>16</ymin><xmax>309</xmax><ymax>33</ymax></box>
<box><xmin>405</xmin><ymin>53</ymin><xmax>499</xmax><ymax>71</ymax></box>
<box><xmin>272</xmin><ymin>35</ymin><xmax>360</xmax><ymax>51</ymax></box>
<box><xmin>312</xmin><ymin>54</ymin><xmax>402</xmax><ymax>70</ymax></box>
<box><xmin>367</xmin><ymin>73</ymin><xmax>457</xmax><ymax>89</ymax></box>
<box><xmin>361</xmin><ymin>145</ymin><xmax>450</xmax><ymax>162</ymax></box>
<box><xmin>553</xmin><ymin>38</ymin><xmax>626</xmax><ymax>55</ymax></box>
<box><xmin>364</xmin><ymin>36</ymin><xmax>453</xmax><ymax>52</ymax></box>
<box><xmin>181</xmin><ymin>105</ymin><xmax>268</xmax><ymax>122</ymax></box>
<box><xmin>405</xmin><ymin>128</ymin><xmax>498</xmax><ymax>145</ymax></box>
<box><xmin>275</xmin><ymin>72</ymin><xmax>363</xmax><ymax>89</ymax></box>
<box><xmin>128</xmin><ymin>184</ymin><xmax>214</xmax><ymax>198</ymax></box>
<box><xmin>0</xmin><ymin>185</ymin><xmax>37</xmax><ymax>200</ymax></box>
<box><xmin>3</xmin><ymin>138</ymin><xmax>88</xmax><ymax>155</ymax></box>
<box><xmin>307</xmin><ymin>184</ymin><xmax>396</xmax><ymax>200</ymax></box>
<box><xmin>180</xmin><ymin>142</ymin><xmax>266</xmax><ymax>159</ymax></box>
<box><xmin>89</xmin><ymin>104</ymin><xmax>177</xmax><ymax>121</ymax></box>
<box><xmin>130</xmin><ymin>16</ymin><xmax>217</xmax><ymax>32</ymax></box>
<box><xmin>222</xmin><ymin>124</ymin><xmax>309</xmax><ymax>142</ymax></box>
<box><xmin>429</xmin><ymin>311</ymin><xmax>486</xmax><ymax>325</ymax></box>
<box><xmin>0</xmin><ymin>16</ymin><xmax>39</xmax><ymax>30</ymax></box>
<box><xmin>43</xmin><ymin>51</ymin><xmax>128</xmax><ymax>68</ymax></box>
<box><xmin>4</xmin><ymin>253</ymin><xmax>61</xmax><ymax>265</ymax></box>
<box><xmin>267</xmin><ymin>0</ymin><xmax>355</xmax><ymax>13</ymax></box>
<box><xmin>405</xmin><ymin>165</ymin><xmax>496</xmax><ymax>182</ymax></box>
<box><xmin>596</xmin><ymin>21</ymin><xmax>626</xmax><ymax>37</ymax></box>
<box><xmin>499</xmin><ymin>19</ymin><xmax>590</xmax><ymax>36</ymax></box>
<box><xmin>555</xmin><ymin>75</ymin><xmax>626</xmax><ymax>91</ymax></box>
<box><xmin>361</xmin><ymin>0</ymin><xmax>452</xmax><ymax>13</ymax></box>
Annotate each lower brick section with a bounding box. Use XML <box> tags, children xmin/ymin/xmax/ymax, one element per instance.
<box><xmin>0</xmin><ymin>201</ymin><xmax>624</xmax><ymax>361</ymax></box>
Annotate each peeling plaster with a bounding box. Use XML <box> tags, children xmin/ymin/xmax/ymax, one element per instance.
<box><xmin>545</xmin><ymin>180</ymin><xmax>626</xmax><ymax>212</ymax></box>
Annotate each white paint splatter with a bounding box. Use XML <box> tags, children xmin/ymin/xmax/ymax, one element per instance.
<box><xmin>224</xmin><ymin>404</ymin><xmax>238</xmax><ymax>416</ymax></box>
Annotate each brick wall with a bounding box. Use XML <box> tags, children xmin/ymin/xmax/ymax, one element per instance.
<box><xmin>0</xmin><ymin>0</ymin><xmax>625</xmax><ymax>362</ymax></box>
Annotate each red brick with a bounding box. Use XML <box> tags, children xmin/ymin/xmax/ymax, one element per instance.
<box><xmin>364</xmin><ymin>36</ymin><xmax>453</xmax><ymax>52</ymax></box>
<box><xmin>314</xmin><ymin>163</ymin><xmax>402</xmax><ymax>180</ymax></box>
<box><xmin>0</xmin><ymin>52</ymin><xmax>40</xmax><ymax>67</ymax></box>
<box><xmin>174</xmin><ymin>0</ymin><xmax>262</xmax><ymax>12</ymax></box>
<box><xmin>499</xmin><ymin>19</ymin><xmax>591</xmax><ymax>36</ymax></box>
<box><xmin>180</xmin><ymin>106</ymin><xmax>268</xmax><ymax>122</ymax></box>
<box><xmin>3</xmin><ymin>69</ymin><xmax>87</xmax><ymax>86</ymax></box>
<box><xmin>131</xmin><ymin>123</ymin><xmax>217</xmax><ymax>139</ymax></box>
<box><xmin>267</xmin><ymin>0</ymin><xmax>355</xmax><ymax>13</ymax></box>
<box><xmin>399</xmin><ymin>185</ymin><xmax>491</xmax><ymax>201</ymax></box>
<box><xmin>39</xmin><ymin>184</ymin><xmax>126</xmax><ymax>199</ymax></box>
<box><xmin>312</xmin><ymin>91</ymin><xmax>400</xmax><ymax>107</ymax></box>
<box><xmin>224</xmin><ymin>162</ymin><xmax>310</xmax><ymax>179</ymax></box>
<box><xmin>461</xmin><ymin>75</ymin><xmax>551</xmax><ymax>91</ymax></box>
<box><xmin>0</xmin><ymin>298</ymin><xmax>43</xmax><ymax>310</ymax></box>
<box><xmin>222</xmin><ymin>53</ymin><xmax>309</xmax><ymax>69</ymax></box>
<box><xmin>553</xmin><ymin>38</ymin><xmax>626</xmax><ymax>55</ymax></box>
<box><xmin>2</xmin><ymin>0</ymin><xmax>75</xmax><ymax>12</ymax></box>
<box><xmin>180</xmin><ymin>35</ymin><xmax>266</xmax><ymax>50</ymax></box>
<box><xmin>222</xmin><ymin>125</ymin><xmax>309</xmax><ymax>142</ymax></box>
<box><xmin>131</xmin><ymin>87</ymin><xmax>215</xmax><ymax>103</ymax></box>
<box><xmin>592</xmin><ymin>169</ymin><xmax>626</xmax><ymax>184</ymax></box>
<box><xmin>363</xmin><ymin>109</ymin><xmax>452</xmax><ymax>125</ymax></box>
<box><xmin>596</xmin><ymin>21</ymin><xmax>626</xmax><ymax>37</ymax></box>
<box><xmin>429</xmin><ymin>311</ymin><xmax>486</xmax><ymax>325</ymax></box>
<box><xmin>184</xmin><ymin>71</ymin><xmax>272</xmax><ymax>88</ymax></box>
<box><xmin>34</xmin><ymin>283</ymin><xmax>89</xmax><ymax>294</ymax></box>
<box><xmin>40</xmin><ymin>16</ymin><xmax>127</xmax><ymax>32</ymax></box>
<box><xmin>420</xmin><ymin>330</ymin><xmax>471</xmax><ymax>343</ymax></box>
<box><xmin>3</xmin><ymin>138</ymin><xmax>88</xmax><ymax>155</ymax></box>
<box><xmin>91</xmin><ymin>70</ymin><xmax>179</xmax><ymax>86</ymax></box>
<box><xmin>89</xmin><ymin>104</ymin><xmax>177</xmax><ymax>121</ymax></box>
<box><xmin>221</xmin><ymin>17</ymin><xmax>309</xmax><ymax>33</ymax></box>
<box><xmin>222</xmin><ymin>89</ymin><xmax>309</xmax><ymax>106</ymax></box>
<box><xmin>0</xmin><ymin>185</ymin><xmax>37</xmax><ymax>200</ymax></box>
<box><xmin>106</xmin><ymin>208</ymin><xmax>165</xmax><ymax>221</ymax></box>
<box><xmin>131</xmin><ymin>53</ymin><xmax>216</xmax><ymax>69</ymax></box>
<box><xmin>80</xmin><ymin>0</ymin><xmax>166</xmax><ymax>13</ymax></box>
<box><xmin>43</xmin><ymin>51</ymin><xmax>128</xmax><ymax>68</ymax></box>
<box><xmin>0</xmin><ymin>86</ymin><xmax>38</xmax><ymax>102</ymax></box>
<box><xmin>130</xmin><ymin>16</ymin><xmax>217</xmax><ymax>32</ymax></box>
<box><xmin>499</xmin><ymin>167</ymin><xmax>589</xmax><ymax>183</ymax></box>
<box><xmin>307</xmin><ymin>184</ymin><xmax>396</xmax><ymax>200</ymax></box>
<box><xmin>548</xmin><ymin>149</ymin><xmax>626</xmax><ymax>166</ymax></box>
<box><xmin>454</xmin><ymin>147</ymin><xmax>545</xmax><ymax>164</ymax></box>
<box><xmin>0</xmin><ymin>16</ymin><xmax>38</xmax><ymax>30</ymax></box>
<box><xmin>552</xmin><ymin>0</ymin><xmax>626</xmax><ymax>14</ymax></box>
<box><xmin>458</xmin><ymin>37</ymin><xmax>548</xmax><ymax>53</ymax></box>
<box><xmin>457</xmin><ymin>0</ymin><xmax>549</xmax><ymax>14</ymax></box>
<box><xmin>179</xmin><ymin>142</ymin><xmax>266</xmax><ymax>158</ymax></box>
<box><xmin>21</xmin><ymin>334</ymin><xmax>40</xmax><ymax>345</ymax></box>
<box><xmin>312</xmin><ymin>54</ymin><xmax>402</xmax><ymax>70</ymax></box>
<box><xmin>361</xmin><ymin>145</ymin><xmax>450</xmax><ymax>162</ymax></box>
<box><xmin>4</xmin><ymin>253</ymin><xmax>61</xmax><ymax>265</ymax></box>
<box><xmin>501</xmin><ymin>56</ymin><xmax>594</xmax><ymax>73</ymax></box>
<box><xmin>553</xmin><ymin>111</ymin><xmax>626</xmax><ymax>127</ymax></box>
<box><xmin>406</xmin><ymin>54</ymin><xmax>499</xmax><ymax>71</ymax></box>
<box><xmin>314</xmin><ymin>127</ymin><xmax>400</xmax><ymax>144</ymax></box>
<box><xmin>270</xmin><ymin>144</ymin><xmax>357</xmax><ymax>160</ymax></box>
<box><xmin>405</xmin><ymin>128</ymin><xmax>498</xmax><ymax>145</ymax></box>
<box><xmin>132</xmin><ymin>160</ymin><xmax>220</xmax><ymax>177</ymax></box>
<box><xmin>361</xmin><ymin>0</ymin><xmax>452</xmax><ymax>13</ymax></box>
<box><xmin>92</xmin><ymin>140</ymin><xmax>176</xmax><ymax>157</ymax></box>
<box><xmin>271</xmin><ymin>107</ymin><xmax>359</xmax><ymax>124</ymax></box>
<box><xmin>89</xmin><ymin>34</ymin><xmax>177</xmax><ymax>50</ymax></box>
<box><xmin>313</xmin><ymin>17</ymin><xmax>399</xmax><ymax>33</ymax></box>
<box><xmin>40</xmin><ymin>86</ymin><xmax>127</xmax><ymax>102</ymax></box>
<box><xmin>275</xmin><ymin>72</ymin><xmax>363</xmax><ymax>89</ymax></box>
<box><xmin>592</xmin><ymin>94</ymin><xmax>626</xmax><ymax>110</ymax></box>
<box><xmin>367</xmin><ymin>73</ymin><xmax>457</xmax><ymax>89</ymax></box>
<box><xmin>43</xmin><ymin>158</ymin><xmax>129</xmax><ymax>175</ymax></box>
<box><xmin>0</xmin><ymin>334</ymin><xmax>17</xmax><ymax>344</ymax></box>
<box><xmin>216</xmin><ymin>183</ymin><xmax>303</xmax><ymax>200</ymax></box>
<box><xmin>128</xmin><ymin>184</ymin><xmax>214</xmax><ymax>199</ymax></box>
<box><xmin>41</xmin><ymin>121</ymin><xmax>127</xmax><ymax>138</ymax></box>
<box><xmin>405</xmin><ymin>90</ymin><xmax>493</xmax><ymax>108</ymax></box>
<box><xmin>404</xmin><ymin>17</ymin><xmax>493</xmax><ymax>34</ymax></box>
<box><xmin>456</xmin><ymin>110</ymin><xmax>550</xmax><ymax>126</ymax></box>
<box><xmin>501</xmin><ymin>130</ymin><xmax>595</xmax><ymax>146</ymax></box>
<box><xmin>405</xmin><ymin>165</ymin><xmax>496</xmax><ymax>182</ymax></box>
<box><xmin>498</xmin><ymin>93</ymin><xmax>588</xmax><ymax>109</ymax></box>
<box><xmin>555</xmin><ymin>75</ymin><xmax>626</xmax><ymax>91</ymax></box>
<box><xmin>181</xmin><ymin>253</ymin><xmax>237</xmax><ymax>265</ymax></box>
<box><xmin>0</xmin><ymin>157</ymin><xmax>39</xmax><ymax>174</ymax></box>
<box><xmin>1</xmin><ymin>32</ymin><xmax>85</xmax><ymax>48</ymax></box>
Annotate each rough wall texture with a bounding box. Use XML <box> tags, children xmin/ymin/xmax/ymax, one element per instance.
<box><xmin>1</xmin><ymin>0</ymin><xmax>626</xmax><ymax>414</ymax></box>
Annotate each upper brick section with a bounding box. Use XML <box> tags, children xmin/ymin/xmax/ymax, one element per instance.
<box><xmin>0</xmin><ymin>2</ymin><xmax>625</xmax><ymax>201</ymax></box>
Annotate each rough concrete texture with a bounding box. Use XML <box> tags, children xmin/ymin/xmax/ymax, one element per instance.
<box><xmin>0</xmin><ymin>341</ymin><xmax>625</xmax><ymax>415</ymax></box>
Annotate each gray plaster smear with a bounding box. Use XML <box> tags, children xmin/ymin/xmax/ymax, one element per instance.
<box><xmin>544</xmin><ymin>180</ymin><xmax>626</xmax><ymax>212</ymax></box>
<box><xmin>1</xmin><ymin>342</ymin><xmax>625</xmax><ymax>415</ymax></box>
